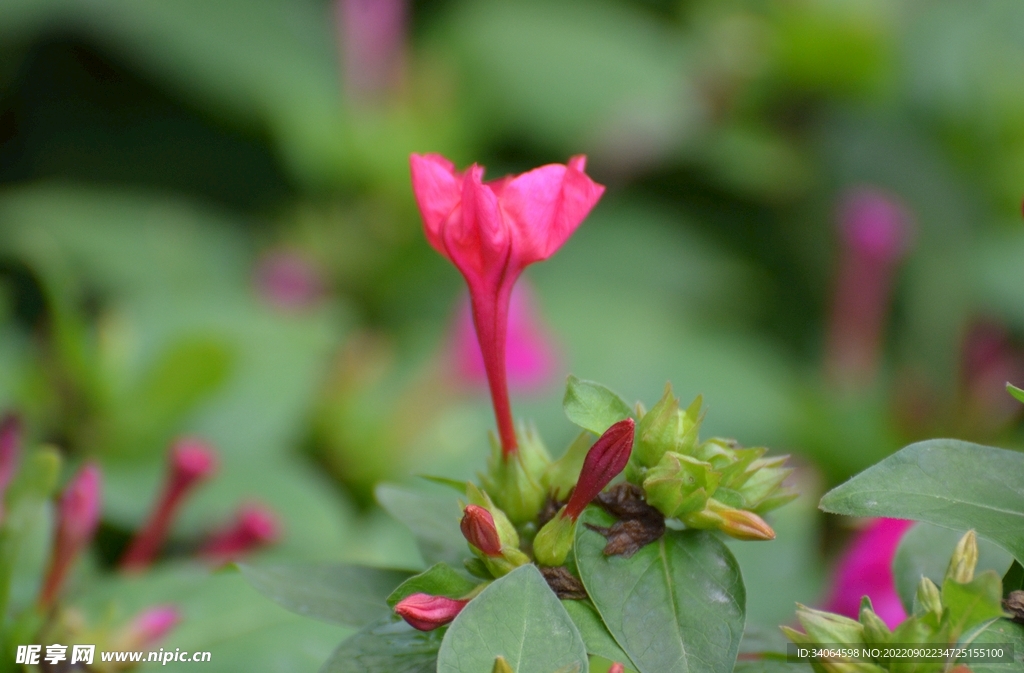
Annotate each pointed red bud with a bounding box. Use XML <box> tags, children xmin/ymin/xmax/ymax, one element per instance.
<box><xmin>565</xmin><ymin>418</ymin><xmax>635</xmax><ymax>520</ymax></box>
<box><xmin>121</xmin><ymin>437</ymin><xmax>218</xmax><ymax>571</ymax></box>
<box><xmin>460</xmin><ymin>505</ymin><xmax>502</xmax><ymax>556</ymax></box>
<box><xmin>394</xmin><ymin>593</ymin><xmax>468</xmax><ymax>631</ymax></box>
<box><xmin>40</xmin><ymin>463</ymin><xmax>102</xmax><ymax>607</ymax></box>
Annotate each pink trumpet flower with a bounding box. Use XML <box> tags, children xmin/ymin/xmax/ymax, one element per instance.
<box><xmin>452</xmin><ymin>284</ymin><xmax>559</xmax><ymax>393</ymax></box>
<box><xmin>40</xmin><ymin>463</ymin><xmax>102</xmax><ymax>608</ymax></box>
<box><xmin>825</xmin><ymin>188</ymin><xmax>912</xmax><ymax>389</ymax></box>
<box><xmin>410</xmin><ymin>153</ymin><xmax>604</xmax><ymax>457</ymax></box>
<box><xmin>121</xmin><ymin>438</ymin><xmax>217</xmax><ymax>572</ymax></box>
<box><xmin>824</xmin><ymin>517</ymin><xmax>914</xmax><ymax>628</ymax></box>
<box><xmin>200</xmin><ymin>503</ymin><xmax>281</xmax><ymax>562</ymax></box>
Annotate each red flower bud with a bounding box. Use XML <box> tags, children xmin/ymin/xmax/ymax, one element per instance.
<box><xmin>121</xmin><ymin>437</ymin><xmax>218</xmax><ymax>571</ymax></box>
<box><xmin>565</xmin><ymin>418</ymin><xmax>635</xmax><ymax>520</ymax></box>
<box><xmin>40</xmin><ymin>463</ymin><xmax>102</xmax><ymax>607</ymax></box>
<box><xmin>394</xmin><ymin>593</ymin><xmax>468</xmax><ymax>631</ymax></box>
<box><xmin>460</xmin><ymin>505</ymin><xmax>502</xmax><ymax>556</ymax></box>
<box><xmin>200</xmin><ymin>502</ymin><xmax>281</xmax><ymax>562</ymax></box>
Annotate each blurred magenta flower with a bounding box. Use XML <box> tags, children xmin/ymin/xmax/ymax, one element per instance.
<box><xmin>824</xmin><ymin>517</ymin><xmax>913</xmax><ymax>628</ymax></box>
<box><xmin>959</xmin><ymin>318</ymin><xmax>1024</xmax><ymax>433</ymax></box>
<box><xmin>451</xmin><ymin>284</ymin><xmax>559</xmax><ymax>393</ymax></box>
<box><xmin>121</xmin><ymin>438</ymin><xmax>218</xmax><ymax>572</ymax></box>
<box><xmin>0</xmin><ymin>413</ymin><xmax>22</xmax><ymax>511</ymax></box>
<box><xmin>394</xmin><ymin>593</ymin><xmax>468</xmax><ymax>631</ymax></box>
<box><xmin>336</xmin><ymin>0</ymin><xmax>406</xmax><ymax>103</ymax></box>
<box><xmin>40</xmin><ymin>463</ymin><xmax>102</xmax><ymax>608</ymax></box>
<box><xmin>254</xmin><ymin>250</ymin><xmax>325</xmax><ymax>311</ymax></box>
<box><xmin>114</xmin><ymin>605</ymin><xmax>181</xmax><ymax>649</ymax></box>
<box><xmin>825</xmin><ymin>188</ymin><xmax>912</xmax><ymax>389</ymax></box>
<box><xmin>410</xmin><ymin>153</ymin><xmax>604</xmax><ymax>456</ymax></box>
<box><xmin>200</xmin><ymin>502</ymin><xmax>281</xmax><ymax>562</ymax></box>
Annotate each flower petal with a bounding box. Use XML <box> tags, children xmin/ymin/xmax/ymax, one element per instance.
<box><xmin>410</xmin><ymin>153</ymin><xmax>462</xmax><ymax>256</ymax></box>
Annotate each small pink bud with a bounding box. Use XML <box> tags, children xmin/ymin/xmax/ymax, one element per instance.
<box><xmin>40</xmin><ymin>463</ymin><xmax>102</xmax><ymax>607</ymax></box>
<box><xmin>200</xmin><ymin>503</ymin><xmax>281</xmax><ymax>561</ymax></box>
<box><xmin>394</xmin><ymin>593</ymin><xmax>468</xmax><ymax>631</ymax></box>
<box><xmin>120</xmin><ymin>438</ymin><xmax>218</xmax><ymax>572</ymax></box>
<box><xmin>460</xmin><ymin>505</ymin><xmax>502</xmax><ymax>557</ymax></box>
<box><xmin>0</xmin><ymin>412</ymin><xmax>22</xmax><ymax>502</ymax></box>
<box><xmin>609</xmin><ymin>664</ymin><xmax>626</xmax><ymax>673</ymax></box>
<box><xmin>565</xmin><ymin>418</ymin><xmax>635</xmax><ymax>520</ymax></box>
<box><xmin>119</xmin><ymin>605</ymin><xmax>180</xmax><ymax>649</ymax></box>
<box><xmin>717</xmin><ymin>508</ymin><xmax>776</xmax><ymax>541</ymax></box>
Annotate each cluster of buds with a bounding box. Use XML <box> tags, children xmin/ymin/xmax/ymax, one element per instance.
<box><xmin>783</xmin><ymin>531</ymin><xmax>1009</xmax><ymax>673</ymax></box>
<box><xmin>459</xmin><ymin>485</ymin><xmax>530</xmax><ymax>578</ymax></box>
<box><xmin>628</xmin><ymin>384</ymin><xmax>794</xmax><ymax>540</ymax></box>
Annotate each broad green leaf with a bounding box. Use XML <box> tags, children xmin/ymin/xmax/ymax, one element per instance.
<box><xmin>436</xmin><ymin>564</ymin><xmax>588</xmax><ymax>673</ymax></box>
<box><xmin>387</xmin><ymin>563</ymin><xmax>479</xmax><ymax>608</ymax></box>
<box><xmin>576</xmin><ymin>508</ymin><xmax>745</xmax><ymax>673</ymax></box>
<box><xmin>110</xmin><ymin>336</ymin><xmax>233</xmax><ymax>460</ymax></box>
<box><xmin>1004</xmin><ymin>561</ymin><xmax>1024</xmax><ymax>594</ymax></box>
<box><xmin>970</xmin><ymin>618</ymin><xmax>1024</xmax><ymax>673</ymax></box>
<box><xmin>0</xmin><ymin>448</ymin><xmax>61</xmax><ymax>616</ymax></box>
<box><xmin>733</xmin><ymin>662</ymin><xmax>813</xmax><ymax>673</ymax></box>
<box><xmin>561</xmin><ymin>599</ymin><xmax>634</xmax><ymax>669</ymax></box>
<box><xmin>563</xmin><ymin>376</ymin><xmax>632</xmax><ymax>435</ymax></box>
<box><xmin>376</xmin><ymin>484</ymin><xmax>467</xmax><ymax>568</ymax></box>
<box><xmin>942</xmin><ymin>570</ymin><xmax>1006</xmax><ymax>641</ymax></box>
<box><xmin>320</xmin><ymin>618</ymin><xmax>444</xmax><ymax>673</ymax></box>
<box><xmin>892</xmin><ymin>523</ymin><xmax>1013</xmax><ymax>614</ymax></box>
<box><xmin>1007</xmin><ymin>383</ymin><xmax>1024</xmax><ymax>405</ymax></box>
<box><xmin>819</xmin><ymin>440</ymin><xmax>1024</xmax><ymax>563</ymax></box>
<box><xmin>240</xmin><ymin>563</ymin><xmax>411</xmax><ymax>628</ymax></box>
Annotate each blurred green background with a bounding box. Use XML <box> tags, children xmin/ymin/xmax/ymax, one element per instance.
<box><xmin>1</xmin><ymin>0</ymin><xmax>1023</xmax><ymax>670</ymax></box>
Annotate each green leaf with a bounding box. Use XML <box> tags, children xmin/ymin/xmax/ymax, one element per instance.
<box><xmin>376</xmin><ymin>484</ymin><xmax>467</xmax><ymax>568</ymax></box>
<box><xmin>892</xmin><ymin>523</ymin><xmax>1013</xmax><ymax>614</ymax></box>
<box><xmin>561</xmin><ymin>599</ymin><xmax>634</xmax><ymax>668</ymax></box>
<box><xmin>733</xmin><ymin>662</ymin><xmax>813</xmax><ymax>673</ymax></box>
<box><xmin>436</xmin><ymin>564</ymin><xmax>588</xmax><ymax>673</ymax></box>
<box><xmin>387</xmin><ymin>563</ymin><xmax>479</xmax><ymax>608</ymax></box>
<box><xmin>110</xmin><ymin>336</ymin><xmax>233</xmax><ymax>460</ymax></box>
<box><xmin>239</xmin><ymin>563</ymin><xmax>411</xmax><ymax>628</ymax></box>
<box><xmin>819</xmin><ymin>440</ymin><xmax>1024</xmax><ymax>563</ymax></box>
<box><xmin>320</xmin><ymin>618</ymin><xmax>444</xmax><ymax>673</ymax></box>
<box><xmin>969</xmin><ymin>618</ymin><xmax>1024</xmax><ymax>673</ymax></box>
<box><xmin>575</xmin><ymin>507</ymin><xmax>745</xmax><ymax>673</ymax></box>
<box><xmin>941</xmin><ymin>570</ymin><xmax>1006</xmax><ymax>641</ymax></box>
<box><xmin>0</xmin><ymin>447</ymin><xmax>61</xmax><ymax>616</ymax></box>
<box><xmin>563</xmin><ymin>376</ymin><xmax>632</xmax><ymax>435</ymax></box>
<box><xmin>1004</xmin><ymin>560</ymin><xmax>1024</xmax><ymax>595</ymax></box>
<box><xmin>545</xmin><ymin>432</ymin><xmax>595</xmax><ymax>500</ymax></box>
<box><xmin>1007</xmin><ymin>383</ymin><xmax>1024</xmax><ymax>404</ymax></box>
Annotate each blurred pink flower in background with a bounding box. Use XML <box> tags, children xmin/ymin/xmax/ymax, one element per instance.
<box><xmin>254</xmin><ymin>250</ymin><xmax>325</xmax><ymax>311</ymax></box>
<box><xmin>114</xmin><ymin>605</ymin><xmax>181</xmax><ymax>650</ymax></box>
<box><xmin>200</xmin><ymin>502</ymin><xmax>281</xmax><ymax>563</ymax></box>
<box><xmin>958</xmin><ymin>318</ymin><xmax>1024</xmax><ymax>433</ymax></box>
<box><xmin>0</xmin><ymin>413</ymin><xmax>21</xmax><ymax>515</ymax></box>
<box><xmin>824</xmin><ymin>517</ymin><xmax>914</xmax><ymax>628</ymax></box>
<box><xmin>451</xmin><ymin>284</ymin><xmax>560</xmax><ymax>394</ymax></box>
<box><xmin>825</xmin><ymin>188</ymin><xmax>913</xmax><ymax>389</ymax></box>
<box><xmin>40</xmin><ymin>463</ymin><xmax>102</xmax><ymax>608</ymax></box>
<box><xmin>335</xmin><ymin>0</ymin><xmax>407</xmax><ymax>103</ymax></box>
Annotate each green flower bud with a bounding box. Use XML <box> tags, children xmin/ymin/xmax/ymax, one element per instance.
<box><xmin>533</xmin><ymin>508</ymin><xmax>576</xmax><ymax>567</ymax></box>
<box><xmin>634</xmin><ymin>384</ymin><xmax>681</xmax><ymax>468</ymax></box>
<box><xmin>643</xmin><ymin>452</ymin><xmax>718</xmax><ymax>518</ymax></box>
<box><xmin>679</xmin><ymin>498</ymin><xmax>775</xmax><ymax>540</ymax></box>
<box><xmin>915</xmin><ymin>577</ymin><xmax>943</xmax><ymax>621</ymax></box>
<box><xmin>492</xmin><ymin>656</ymin><xmax>514</xmax><ymax>673</ymax></box>
<box><xmin>794</xmin><ymin>603</ymin><xmax>866</xmax><ymax>646</ymax></box>
<box><xmin>482</xmin><ymin>425</ymin><xmax>550</xmax><ymax>524</ymax></box>
<box><xmin>859</xmin><ymin>597</ymin><xmax>891</xmax><ymax>645</ymax></box>
<box><xmin>945</xmin><ymin>530</ymin><xmax>978</xmax><ymax>585</ymax></box>
<box><xmin>482</xmin><ymin>546</ymin><xmax>531</xmax><ymax>578</ymax></box>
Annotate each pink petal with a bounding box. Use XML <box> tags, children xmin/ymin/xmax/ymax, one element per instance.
<box><xmin>410</xmin><ymin>153</ymin><xmax>462</xmax><ymax>256</ymax></box>
<box><xmin>824</xmin><ymin>518</ymin><xmax>914</xmax><ymax>628</ymax></box>
<box><xmin>441</xmin><ymin>167</ymin><xmax>509</xmax><ymax>284</ymax></box>
<box><xmin>500</xmin><ymin>158</ymin><xmax>604</xmax><ymax>266</ymax></box>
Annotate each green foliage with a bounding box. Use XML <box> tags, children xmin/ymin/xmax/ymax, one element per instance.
<box><xmin>386</xmin><ymin>563</ymin><xmax>478</xmax><ymax>608</ymax></box>
<box><xmin>562</xmin><ymin>376</ymin><xmax>633</xmax><ymax>437</ymax></box>
<box><xmin>820</xmin><ymin>440</ymin><xmax>1024</xmax><ymax>563</ymax></box>
<box><xmin>240</xmin><ymin>563</ymin><xmax>412</xmax><ymax>628</ymax></box>
<box><xmin>436</xmin><ymin>564</ymin><xmax>588</xmax><ymax>673</ymax></box>
<box><xmin>575</xmin><ymin>507</ymin><xmax>746</xmax><ymax>673</ymax></box>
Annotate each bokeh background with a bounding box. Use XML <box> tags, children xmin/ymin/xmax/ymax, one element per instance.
<box><xmin>1</xmin><ymin>0</ymin><xmax>1023</xmax><ymax>670</ymax></box>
